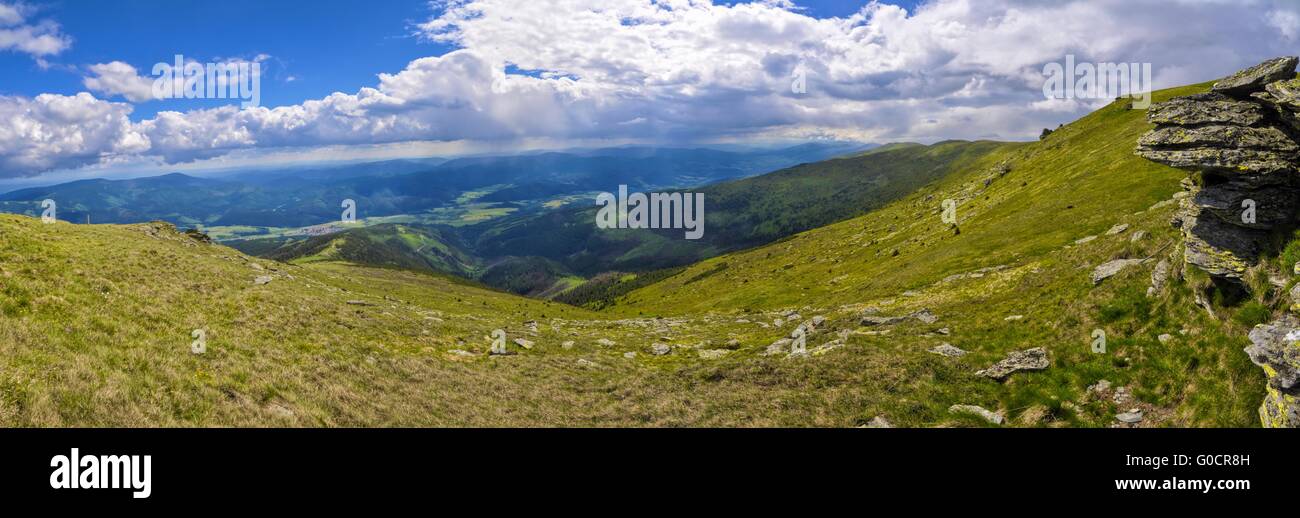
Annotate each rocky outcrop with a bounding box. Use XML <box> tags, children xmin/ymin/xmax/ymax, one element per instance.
<box><xmin>1245</xmin><ymin>315</ymin><xmax>1300</xmax><ymax>427</ymax></box>
<box><xmin>1137</xmin><ymin>56</ymin><xmax>1300</xmax><ymax>282</ymax></box>
<box><xmin>1137</xmin><ymin>57</ymin><xmax>1300</xmax><ymax>427</ymax></box>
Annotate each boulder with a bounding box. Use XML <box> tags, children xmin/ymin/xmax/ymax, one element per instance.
<box><xmin>928</xmin><ymin>343</ymin><xmax>968</xmax><ymax>357</ymax></box>
<box><xmin>650</xmin><ymin>343</ymin><xmax>672</xmax><ymax>356</ymax></box>
<box><xmin>764</xmin><ymin>338</ymin><xmax>793</xmax><ymax>355</ymax></box>
<box><xmin>863</xmin><ymin>416</ymin><xmax>894</xmax><ymax>428</ymax></box>
<box><xmin>1092</xmin><ymin>259</ymin><xmax>1145</xmax><ymax>285</ymax></box>
<box><xmin>976</xmin><ymin>347</ymin><xmax>1049</xmax><ymax>380</ymax></box>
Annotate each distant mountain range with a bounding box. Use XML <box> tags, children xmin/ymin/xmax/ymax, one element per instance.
<box><xmin>0</xmin><ymin>142</ymin><xmax>874</xmax><ymax>228</ymax></box>
<box><xmin>263</xmin><ymin>140</ymin><xmax>1002</xmax><ymax>297</ymax></box>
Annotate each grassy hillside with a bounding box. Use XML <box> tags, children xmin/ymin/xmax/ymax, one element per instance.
<box><xmin>264</xmin><ymin>224</ymin><xmax>481</xmax><ymax>279</ymax></box>
<box><xmin>0</xmin><ymin>80</ymin><xmax>1269</xmax><ymax>428</ymax></box>
<box><xmin>608</xmin><ymin>81</ymin><xmax>1265</xmax><ymax>427</ymax></box>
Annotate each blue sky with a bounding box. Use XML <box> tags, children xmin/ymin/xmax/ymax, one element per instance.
<box><xmin>1</xmin><ymin>0</ymin><xmax>453</xmax><ymax>119</ymax></box>
<box><xmin>0</xmin><ymin>0</ymin><xmax>1293</xmax><ymax>182</ymax></box>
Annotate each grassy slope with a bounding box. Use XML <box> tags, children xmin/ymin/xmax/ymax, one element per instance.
<box><xmin>0</xmin><ymin>81</ymin><xmax>1266</xmax><ymax>428</ymax></box>
<box><xmin>610</xmin><ymin>81</ymin><xmax>1264</xmax><ymax>427</ymax></box>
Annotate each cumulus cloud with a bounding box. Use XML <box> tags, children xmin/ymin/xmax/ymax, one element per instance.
<box><xmin>0</xmin><ymin>2</ymin><xmax>70</xmax><ymax>58</ymax></box>
<box><xmin>83</xmin><ymin>61</ymin><xmax>156</xmax><ymax>102</ymax></box>
<box><xmin>2</xmin><ymin>0</ymin><xmax>1299</xmax><ymax>177</ymax></box>
<box><xmin>0</xmin><ymin>93</ymin><xmax>147</xmax><ymax>174</ymax></box>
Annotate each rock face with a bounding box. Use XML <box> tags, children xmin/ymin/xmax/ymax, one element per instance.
<box><xmin>1137</xmin><ymin>57</ymin><xmax>1300</xmax><ymax>283</ymax></box>
<box><xmin>1137</xmin><ymin>57</ymin><xmax>1300</xmax><ymax>427</ymax></box>
<box><xmin>1245</xmin><ymin>315</ymin><xmax>1300</xmax><ymax>427</ymax></box>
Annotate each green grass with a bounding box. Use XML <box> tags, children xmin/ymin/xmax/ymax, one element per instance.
<box><xmin>0</xmin><ymin>80</ymin><xmax>1271</xmax><ymax>428</ymax></box>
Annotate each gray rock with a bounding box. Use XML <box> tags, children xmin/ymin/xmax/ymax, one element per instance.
<box><xmin>513</xmin><ymin>338</ymin><xmax>535</xmax><ymax>350</ymax></box>
<box><xmin>928</xmin><ymin>343</ymin><xmax>968</xmax><ymax>357</ymax></box>
<box><xmin>1105</xmin><ymin>223</ymin><xmax>1130</xmax><ymax>235</ymax></box>
<box><xmin>698</xmin><ymin>349</ymin><xmax>729</xmax><ymax>360</ymax></box>
<box><xmin>764</xmin><ymin>338</ymin><xmax>793</xmax><ymax>355</ymax></box>
<box><xmin>1115</xmin><ymin>411</ymin><xmax>1144</xmax><ymax>424</ymax></box>
<box><xmin>859</xmin><ymin>308</ymin><xmax>938</xmax><ymax>326</ymax></box>
<box><xmin>949</xmin><ymin>404</ymin><xmax>1004</xmax><ymax>425</ymax></box>
<box><xmin>650</xmin><ymin>343</ymin><xmax>672</xmax><ymax>356</ymax></box>
<box><xmin>1092</xmin><ymin>259</ymin><xmax>1145</xmax><ymax>285</ymax></box>
<box><xmin>1150</xmin><ymin>259</ymin><xmax>1170</xmax><ymax>295</ymax></box>
<box><xmin>1147</xmin><ymin>92</ymin><xmax>1268</xmax><ymax>126</ymax></box>
<box><xmin>1158</xmin><ymin>334</ymin><xmax>1173</xmax><ymax>343</ymax></box>
<box><xmin>1130</xmin><ymin>230</ymin><xmax>1147</xmax><ymax>243</ymax></box>
<box><xmin>1245</xmin><ymin>315</ymin><xmax>1300</xmax><ymax>392</ymax></box>
<box><xmin>596</xmin><ymin>338</ymin><xmax>616</xmax><ymax>347</ymax></box>
<box><xmin>864</xmin><ymin>416</ymin><xmax>893</xmax><ymax>428</ymax></box>
<box><xmin>1088</xmin><ymin>379</ymin><xmax>1113</xmax><ymax>395</ymax></box>
<box><xmin>253</xmin><ymin>275</ymin><xmax>273</xmax><ymax>285</ymax></box>
<box><xmin>977</xmin><ymin>347</ymin><xmax>1050</xmax><ymax>380</ymax></box>
<box><xmin>1212</xmin><ymin>56</ymin><xmax>1299</xmax><ymax>96</ymax></box>
<box><xmin>623</xmin><ymin>352</ymin><xmax>637</xmax><ymax>359</ymax></box>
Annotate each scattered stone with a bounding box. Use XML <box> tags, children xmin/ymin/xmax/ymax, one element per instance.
<box><xmin>1148</xmin><ymin>259</ymin><xmax>1170</xmax><ymax>297</ymax></box>
<box><xmin>1130</xmin><ymin>230</ymin><xmax>1147</xmax><ymax>242</ymax></box>
<box><xmin>1004</xmin><ymin>315</ymin><xmax>1024</xmax><ymax>321</ymax></box>
<box><xmin>1074</xmin><ymin>235</ymin><xmax>1098</xmax><ymax>245</ymax></box>
<box><xmin>623</xmin><ymin>352</ymin><xmax>637</xmax><ymax>359</ymax></box>
<box><xmin>1113</xmin><ymin>386</ymin><xmax>1133</xmax><ymax>406</ymax></box>
<box><xmin>765</xmin><ymin>338</ymin><xmax>793</xmax><ymax>355</ymax></box>
<box><xmin>949</xmin><ymin>404</ymin><xmax>1004</xmax><ymax>425</ymax></box>
<box><xmin>253</xmin><ymin>275</ymin><xmax>273</xmax><ymax>285</ymax></box>
<box><xmin>1105</xmin><ymin>223</ymin><xmax>1130</xmax><ymax>235</ymax></box>
<box><xmin>935</xmin><ymin>328</ymin><xmax>951</xmax><ymax>335</ymax></box>
<box><xmin>976</xmin><ymin>347</ymin><xmax>1049</xmax><ymax>380</ymax></box>
<box><xmin>864</xmin><ymin>416</ymin><xmax>893</xmax><ymax>428</ymax></box>
<box><xmin>596</xmin><ymin>338</ymin><xmax>616</xmax><ymax>347</ymax></box>
<box><xmin>1157</xmin><ymin>334</ymin><xmax>1173</xmax><ymax>344</ymax></box>
<box><xmin>698</xmin><ymin>349</ymin><xmax>730</xmax><ymax>360</ymax></box>
<box><xmin>859</xmin><ymin>308</ymin><xmax>938</xmax><ymax>326</ymax></box>
<box><xmin>513</xmin><ymin>338</ymin><xmax>535</xmax><ymax>350</ymax></box>
<box><xmin>1115</xmin><ymin>411</ymin><xmax>1144</xmax><ymax>424</ymax></box>
<box><xmin>1092</xmin><ymin>259</ymin><xmax>1145</xmax><ymax>285</ymax></box>
<box><xmin>650</xmin><ymin>343</ymin><xmax>672</xmax><ymax>356</ymax></box>
<box><xmin>576</xmin><ymin>359</ymin><xmax>597</xmax><ymax>367</ymax></box>
<box><xmin>562</xmin><ymin>341</ymin><xmax>575</xmax><ymax>349</ymax></box>
<box><xmin>1088</xmin><ymin>379</ymin><xmax>1113</xmax><ymax>395</ymax></box>
<box><xmin>928</xmin><ymin>343</ymin><xmax>968</xmax><ymax>357</ymax></box>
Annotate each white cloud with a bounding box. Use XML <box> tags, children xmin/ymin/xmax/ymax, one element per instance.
<box><xmin>2</xmin><ymin>0</ymin><xmax>1299</xmax><ymax>177</ymax></box>
<box><xmin>83</xmin><ymin>62</ymin><xmax>156</xmax><ymax>102</ymax></box>
<box><xmin>0</xmin><ymin>93</ymin><xmax>148</xmax><ymax>174</ymax></box>
<box><xmin>0</xmin><ymin>2</ymin><xmax>70</xmax><ymax>58</ymax></box>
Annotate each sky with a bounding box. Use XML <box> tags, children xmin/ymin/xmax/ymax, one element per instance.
<box><xmin>0</xmin><ymin>0</ymin><xmax>1295</xmax><ymax>183</ymax></box>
